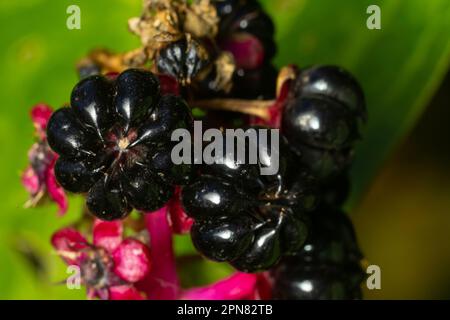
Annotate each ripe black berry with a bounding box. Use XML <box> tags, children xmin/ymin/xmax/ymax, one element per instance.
<box><xmin>321</xmin><ymin>172</ymin><xmax>351</xmax><ymax>208</ymax></box>
<box><xmin>282</xmin><ymin>65</ymin><xmax>366</xmax><ymax>151</ymax></box>
<box><xmin>181</xmin><ymin>130</ymin><xmax>317</xmax><ymax>272</ymax></box>
<box><xmin>271</xmin><ymin>207</ymin><xmax>365</xmax><ymax>299</ymax></box>
<box><xmin>291</xmin><ymin>142</ymin><xmax>353</xmax><ymax>182</ymax></box>
<box><xmin>296</xmin><ymin>65</ymin><xmax>367</xmax><ymax>120</ymax></box>
<box><xmin>216</xmin><ymin>0</ymin><xmax>276</xmax><ymax>69</ymax></box>
<box><xmin>209</xmin><ymin>0</ymin><xmax>278</xmax><ymax>100</ymax></box>
<box><xmin>47</xmin><ymin>69</ymin><xmax>193</xmax><ymax>220</ymax></box>
<box><xmin>283</xmin><ymin>95</ymin><xmax>360</xmax><ymax>150</ymax></box>
<box><xmin>281</xmin><ymin>65</ymin><xmax>366</xmax><ymax>181</ymax></box>
<box><xmin>271</xmin><ymin>263</ymin><xmax>364</xmax><ymax>300</ymax></box>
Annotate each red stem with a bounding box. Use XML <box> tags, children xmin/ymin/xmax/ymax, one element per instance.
<box><xmin>138</xmin><ymin>207</ymin><xmax>180</xmax><ymax>299</ymax></box>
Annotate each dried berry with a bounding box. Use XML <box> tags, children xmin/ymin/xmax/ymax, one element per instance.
<box><xmin>157</xmin><ymin>37</ymin><xmax>210</xmax><ymax>84</ymax></box>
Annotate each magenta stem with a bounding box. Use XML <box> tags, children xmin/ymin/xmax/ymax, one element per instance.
<box><xmin>139</xmin><ymin>207</ymin><xmax>180</xmax><ymax>300</ymax></box>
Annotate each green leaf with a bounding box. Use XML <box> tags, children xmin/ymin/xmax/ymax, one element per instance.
<box><xmin>0</xmin><ymin>0</ymin><xmax>142</xmax><ymax>299</ymax></box>
<box><xmin>261</xmin><ymin>0</ymin><xmax>450</xmax><ymax>206</ymax></box>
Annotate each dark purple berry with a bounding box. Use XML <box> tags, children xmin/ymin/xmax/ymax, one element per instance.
<box><xmin>47</xmin><ymin>69</ymin><xmax>193</xmax><ymax>220</ymax></box>
<box><xmin>281</xmin><ymin>65</ymin><xmax>367</xmax><ymax>182</ymax></box>
<box><xmin>295</xmin><ymin>208</ymin><xmax>364</xmax><ymax>265</ymax></box>
<box><xmin>296</xmin><ymin>65</ymin><xmax>367</xmax><ymax>121</ymax></box>
<box><xmin>271</xmin><ymin>263</ymin><xmax>364</xmax><ymax>300</ymax></box>
<box><xmin>271</xmin><ymin>207</ymin><xmax>365</xmax><ymax>300</ymax></box>
<box><xmin>191</xmin><ymin>216</ymin><xmax>254</xmax><ymax>262</ymax></box>
<box><xmin>181</xmin><ymin>129</ymin><xmax>316</xmax><ymax>272</ymax></box>
<box><xmin>216</xmin><ymin>0</ymin><xmax>276</xmax><ymax>68</ymax></box>
<box><xmin>283</xmin><ymin>95</ymin><xmax>360</xmax><ymax>150</ymax></box>
<box><xmin>286</xmin><ymin>142</ymin><xmax>353</xmax><ymax>183</ymax></box>
<box><xmin>321</xmin><ymin>173</ymin><xmax>351</xmax><ymax>208</ymax></box>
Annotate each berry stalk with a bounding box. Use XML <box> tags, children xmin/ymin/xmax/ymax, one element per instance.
<box><xmin>191</xmin><ymin>98</ymin><xmax>275</xmax><ymax>120</ymax></box>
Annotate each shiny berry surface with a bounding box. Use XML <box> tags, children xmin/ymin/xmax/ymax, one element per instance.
<box><xmin>272</xmin><ymin>263</ymin><xmax>364</xmax><ymax>300</ymax></box>
<box><xmin>271</xmin><ymin>207</ymin><xmax>365</xmax><ymax>300</ymax></box>
<box><xmin>217</xmin><ymin>0</ymin><xmax>276</xmax><ymax>67</ymax></box>
<box><xmin>296</xmin><ymin>65</ymin><xmax>367</xmax><ymax>120</ymax></box>
<box><xmin>283</xmin><ymin>95</ymin><xmax>360</xmax><ymax>150</ymax></box>
<box><xmin>212</xmin><ymin>0</ymin><xmax>277</xmax><ymax>100</ymax></box>
<box><xmin>281</xmin><ymin>65</ymin><xmax>367</xmax><ymax>182</ymax></box>
<box><xmin>294</xmin><ymin>207</ymin><xmax>364</xmax><ymax>265</ymax></box>
<box><xmin>182</xmin><ymin>130</ymin><xmax>316</xmax><ymax>272</ymax></box>
<box><xmin>47</xmin><ymin>69</ymin><xmax>193</xmax><ymax>220</ymax></box>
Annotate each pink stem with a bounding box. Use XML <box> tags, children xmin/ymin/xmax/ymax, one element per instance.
<box><xmin>137</xmin><ymin>207</ymin><xmax>180</xmax><ymax>300</ymax></box>
<box><xmin>180</xmin><ymin>272</ymin><xmax>258</xmax><ymax>300</ymax></box>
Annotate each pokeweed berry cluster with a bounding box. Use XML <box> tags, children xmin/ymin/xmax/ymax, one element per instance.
<box><xmin>22</xmin><ymin>0</ymin><xmax>368</xmax><ymax>300</ymax></box>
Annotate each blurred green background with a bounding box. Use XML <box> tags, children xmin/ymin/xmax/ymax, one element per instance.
<box><xmin>0</xmin><ymin>0</ymin><xmax>449</xmax><ymax>299</ymax></box>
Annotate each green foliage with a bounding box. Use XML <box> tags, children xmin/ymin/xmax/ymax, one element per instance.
<box><xmin>0</xmin><ymin>0</ymin><xmax>448</xmax><ymax>298</ymax></box>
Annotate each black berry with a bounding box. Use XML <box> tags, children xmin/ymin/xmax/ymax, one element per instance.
<box><xmin>281</xmin><ymin>65</ymin><xmax>367</xmax><ymax>181</ymax></box>
<box><xmin>182</xmin><ymin>130</ymin><xmax>316</xmax><ymax>272</ymax></box>
<box><xmin>216</xmin><ymin>0</ymin><xmax>276</xmax><ymax>68</ymax></box>
<box><xmin>271</xmin><ymin>207</ymin><xmax>365</xmax><ymax>300</ymax></box>
<box><xmin>47</xmin><ymin>69</ymin><xmax>193</xmax><ymax>220</ymax></box>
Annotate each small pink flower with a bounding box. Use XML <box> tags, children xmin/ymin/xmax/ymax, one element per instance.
<box><xmin>51</xmin><ymin>219</ymin><xmax>151</xmax><ymax>300</ymax></box>
<box><xmin>22</xmin><ymin>104</ymin><xmax>68</xmax><ymax>215</ymax></box>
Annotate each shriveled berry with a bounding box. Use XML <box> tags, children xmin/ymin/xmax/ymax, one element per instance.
<box><xmin>157</xmin><ymin>37</ymin><xmax>210</xmax><ymax>84</ymax></box>
<box><xmin>47</xmin><ymin>69</ymin><xmax>193</xmax><ymax>220</ymax></box>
